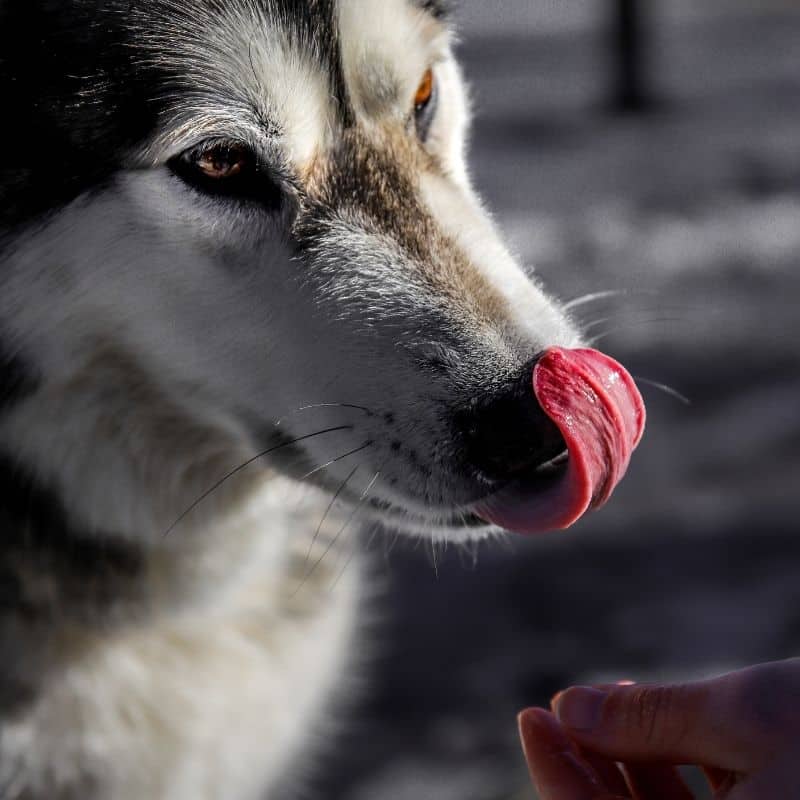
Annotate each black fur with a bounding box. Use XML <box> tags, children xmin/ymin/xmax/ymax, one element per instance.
<box><xmin>0</xmin><ymin>0</ymin><xmax>449</xmax><ymax>233</ymax></box>
<box><xmin>0</xmin><ymin>0</ymin><xmax>159</xmax><ymax>231</ymax></box>
<box><xmin>278</xmin><ymin>0</ymin><xmax>353</xmax><ymax>125</ymax></box>
<box><xmin>0</xmin><ymin>0</ymin><xmax>458</xmax><ymax>791</ymax></box>
<box><xmin>0</xmin><ymin>338</ymin><xmax>38</xmax><ymax>414</ymax></box>
<box><xmin>0</xmin><ymin>0</ymin><xmax>456</xmax><ymax>702</ymax></box>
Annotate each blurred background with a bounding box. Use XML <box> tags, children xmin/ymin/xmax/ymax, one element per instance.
<box><xmin>303</xmin><ymin>2</ymin><xmax>800</xmax><ymax>798</ymax></box>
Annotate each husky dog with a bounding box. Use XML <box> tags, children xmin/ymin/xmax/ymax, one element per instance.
<box><xmin>0</xmin><ymin>1</ymin><xmax>593</xmax><ymax>798</ymax></box>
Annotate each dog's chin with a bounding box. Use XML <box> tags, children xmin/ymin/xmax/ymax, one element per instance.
<box><xmin>361</xmin><ymin>501</ymin><xmax>500</xmax><ymax>544</ymax></box>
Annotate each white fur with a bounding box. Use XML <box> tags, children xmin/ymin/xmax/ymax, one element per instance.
<box><xmin>338</xmin><ymin>0</ymin><xmax>446</xmax><ymax>118</ymax></box>
<box><xmin>0</xmin><ymin>1</ymin><xmax>580</xmax><ymax>797</ymax></box>
<box><xmin>1</xmin><ymin>479</ymin><xmax>367</xmax><ymax>800</ymax></box>
<box><xmin>137</xmin><ymin>1</ymin><xmax>335</xmax><ymax>172</ymax></box>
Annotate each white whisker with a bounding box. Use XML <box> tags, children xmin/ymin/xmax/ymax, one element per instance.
<box><xmin>304</xmin><ymin>464</ymin><xmax>359</xmax><ymax>566</ymax></box>
<box><xmin>563</xmin><ymin>289</ymin><xmax>632</xmax><ymax>311</ymax></box>
<box><xmin>430</xmin><ymin>538</ymin><xmax>439</xmax><ymax>580</ymax></box>
<box><xmin>587</xmin><ymin>316</ymin><xmax>685</xmax><ymax>347</ymax></box>
<box><xmin>635</xmin><ymin>377</ymin><xmax>692</xmax><ymax>406</ymax></box>
<box><xmin>296</xmin><ymin>470</ymin><xmax>381</xmax><ymax>598</ymax></box>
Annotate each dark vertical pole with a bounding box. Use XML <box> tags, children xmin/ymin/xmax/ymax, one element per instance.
<box><xmin>612</xmin><ymin>0</ymin><xmax>651</xmax><ymax>112</ymax></box>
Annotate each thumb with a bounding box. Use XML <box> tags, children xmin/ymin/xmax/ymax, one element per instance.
<box><xmin>552</xmin><ymin>673</ymin><xmax>774</xmax><ymax>772</ymax></box>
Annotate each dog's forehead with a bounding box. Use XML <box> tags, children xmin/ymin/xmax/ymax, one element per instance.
<box><xmin>143</xmin><ymin>0</ymin><xmax>450</xmax><ymax>170</ymax></box>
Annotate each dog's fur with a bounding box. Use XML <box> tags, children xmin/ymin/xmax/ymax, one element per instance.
<box><xmin>0</xmin><ymin>1</ymin><xmax>579</xmax><ymax>797</ymax></box>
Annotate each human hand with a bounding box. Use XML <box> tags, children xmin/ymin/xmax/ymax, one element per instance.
<box><xmin>518</xmin><ymin>658</ymin><xmax>800</xmax><ymax>799</ymax></box>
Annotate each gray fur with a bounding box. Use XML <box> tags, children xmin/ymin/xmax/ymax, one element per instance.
<box><xmin>0</xmin><ymin>1</ymin><xmax>579</xmax><ymax>797</ymax></box>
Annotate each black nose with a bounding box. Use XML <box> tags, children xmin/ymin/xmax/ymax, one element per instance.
<box><xmin>457</xmin><ymin>356</ymin><xmax>567</xmax><ymax>483</ymax></box>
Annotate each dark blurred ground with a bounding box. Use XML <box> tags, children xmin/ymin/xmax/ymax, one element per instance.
<box><xmin>308</xmin><ymin>5</ymin><xmax>800</xmax><ymax>799</ymax></box>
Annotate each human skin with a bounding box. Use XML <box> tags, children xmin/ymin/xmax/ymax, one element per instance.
<box><xmin>518</xmin><ymin>658</ymin><xmax>800</xmax><ymax>799</ymax></box>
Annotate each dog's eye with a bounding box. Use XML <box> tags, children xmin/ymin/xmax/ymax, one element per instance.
<box><xmin>194</xmin><ymin>142</ymin><xmax>251</xmax><ymax>179</ymax></box>
<box><xmin>413</xmin><ymin>68</ymin><xmax>438</xmax><ymax>143</ymax></box>
<box><xmin>168</xmin><ymin>140</ymin><xmax>282</xmax><ymax>209</ymax></box>
<box><xmin>414</xmin><ymin>68</ymin><xmax>434</xmax><ymax>109</ymax></box>
<box><xmin>175</xmin><ymin>140</ymin><xmax>255</xmax><ymax>182</ymax></box>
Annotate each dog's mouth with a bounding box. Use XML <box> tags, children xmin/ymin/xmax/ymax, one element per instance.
<box><xmin>419</xmin><ymin>453</ymin><xmax>569</xmax><ymax>531</ymax></box>
<box><xmin>366</xmin><ymin>348</ymin><xmax>644</xmax><ymax>537</ymax></box>
<box><xmin>472</xmin><ymin>348</ymin><xmax>646</xmax><ymax>535</ymax></box>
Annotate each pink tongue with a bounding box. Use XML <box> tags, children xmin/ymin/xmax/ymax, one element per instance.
<box><xmin>475</xmin><ymin>348</ymin><xmax>645</xmax><ymax>534</ymax></box>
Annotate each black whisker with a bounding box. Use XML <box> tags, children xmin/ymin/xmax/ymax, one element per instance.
<box><xmin>163</xmin><ymin>425</ymin><xmax>353</xmax><ymax>537</ymax></box>
<box><xmin>304</xmin><ymin>464</ymin><xmax>360</xmax><ymax>566</ymax></box>
<box><xmin>300</xmin><ymin>441</ymin><xmax>373</xmax><ymax>481</ymax></box>
<box><xmin>275</xmin><ymin>403</ymin><xmax>372</xmax><ymax>428</ymax></box>
<box><xmin>294</xmin><ymin>469</ymin><xmax>380</xmax><ymax>598</ymax></box>
<box><xmin>331</xmin><ymin>456</ymin><xmax>388</xmax><ymax>575</ymax></box>
<box><xmin>328</xmin><ymin>475</ymin><xmax>383</xmax><ymax>593</ymax></box>
<box><xmin>315</xmin><ymin>471</ymin><xmax>380</xmax><ymax>585</ymax></box>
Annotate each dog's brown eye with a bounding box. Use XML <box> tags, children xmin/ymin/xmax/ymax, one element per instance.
<box><xmin>169</xmin><ymin>139</ymin><xmax>283</xmax><ymax>209</ymax></box>
<box><xmin>414</xmin><ymin>68</ymin><xmax>434</xmax><ymax>110</ymax></box>
<box><xmin>195</xmin><ymin>142</ymin><xmax>251</xmax><ymax>179</ymax></box>
<box><xmin>413</xmin><ymin>68</ymin><xmax>438</xmax><ymax>142</ymax></box>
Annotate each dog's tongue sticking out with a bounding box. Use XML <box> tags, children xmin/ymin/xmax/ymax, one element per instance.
<box><xmin>475</xmin><ymin>348</ymin><xmax>645</xmax><ymax>535</ymax></box>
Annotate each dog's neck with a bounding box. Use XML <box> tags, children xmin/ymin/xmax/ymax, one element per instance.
<box><xmin>0</xmin><ymin>347</ymin><xmax>353</xmax><ymax>692</ymax></box>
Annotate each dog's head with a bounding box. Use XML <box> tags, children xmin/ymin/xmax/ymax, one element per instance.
<box><xmin>0</xmin><ymin>0</ymin><xmax>642</xmax><ymax>540</ymax></box>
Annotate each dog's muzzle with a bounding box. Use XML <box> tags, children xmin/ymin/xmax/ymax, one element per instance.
<box><xmin>462</xmin><ymin>348</ymin><xmax>646</xmax><ymax>535</ymax></box>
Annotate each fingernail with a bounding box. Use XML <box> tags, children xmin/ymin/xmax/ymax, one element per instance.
<box><xmin>553</xmin><ymin>687</ymin><xmax>607</xmax><ymax>731</ymax></box>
